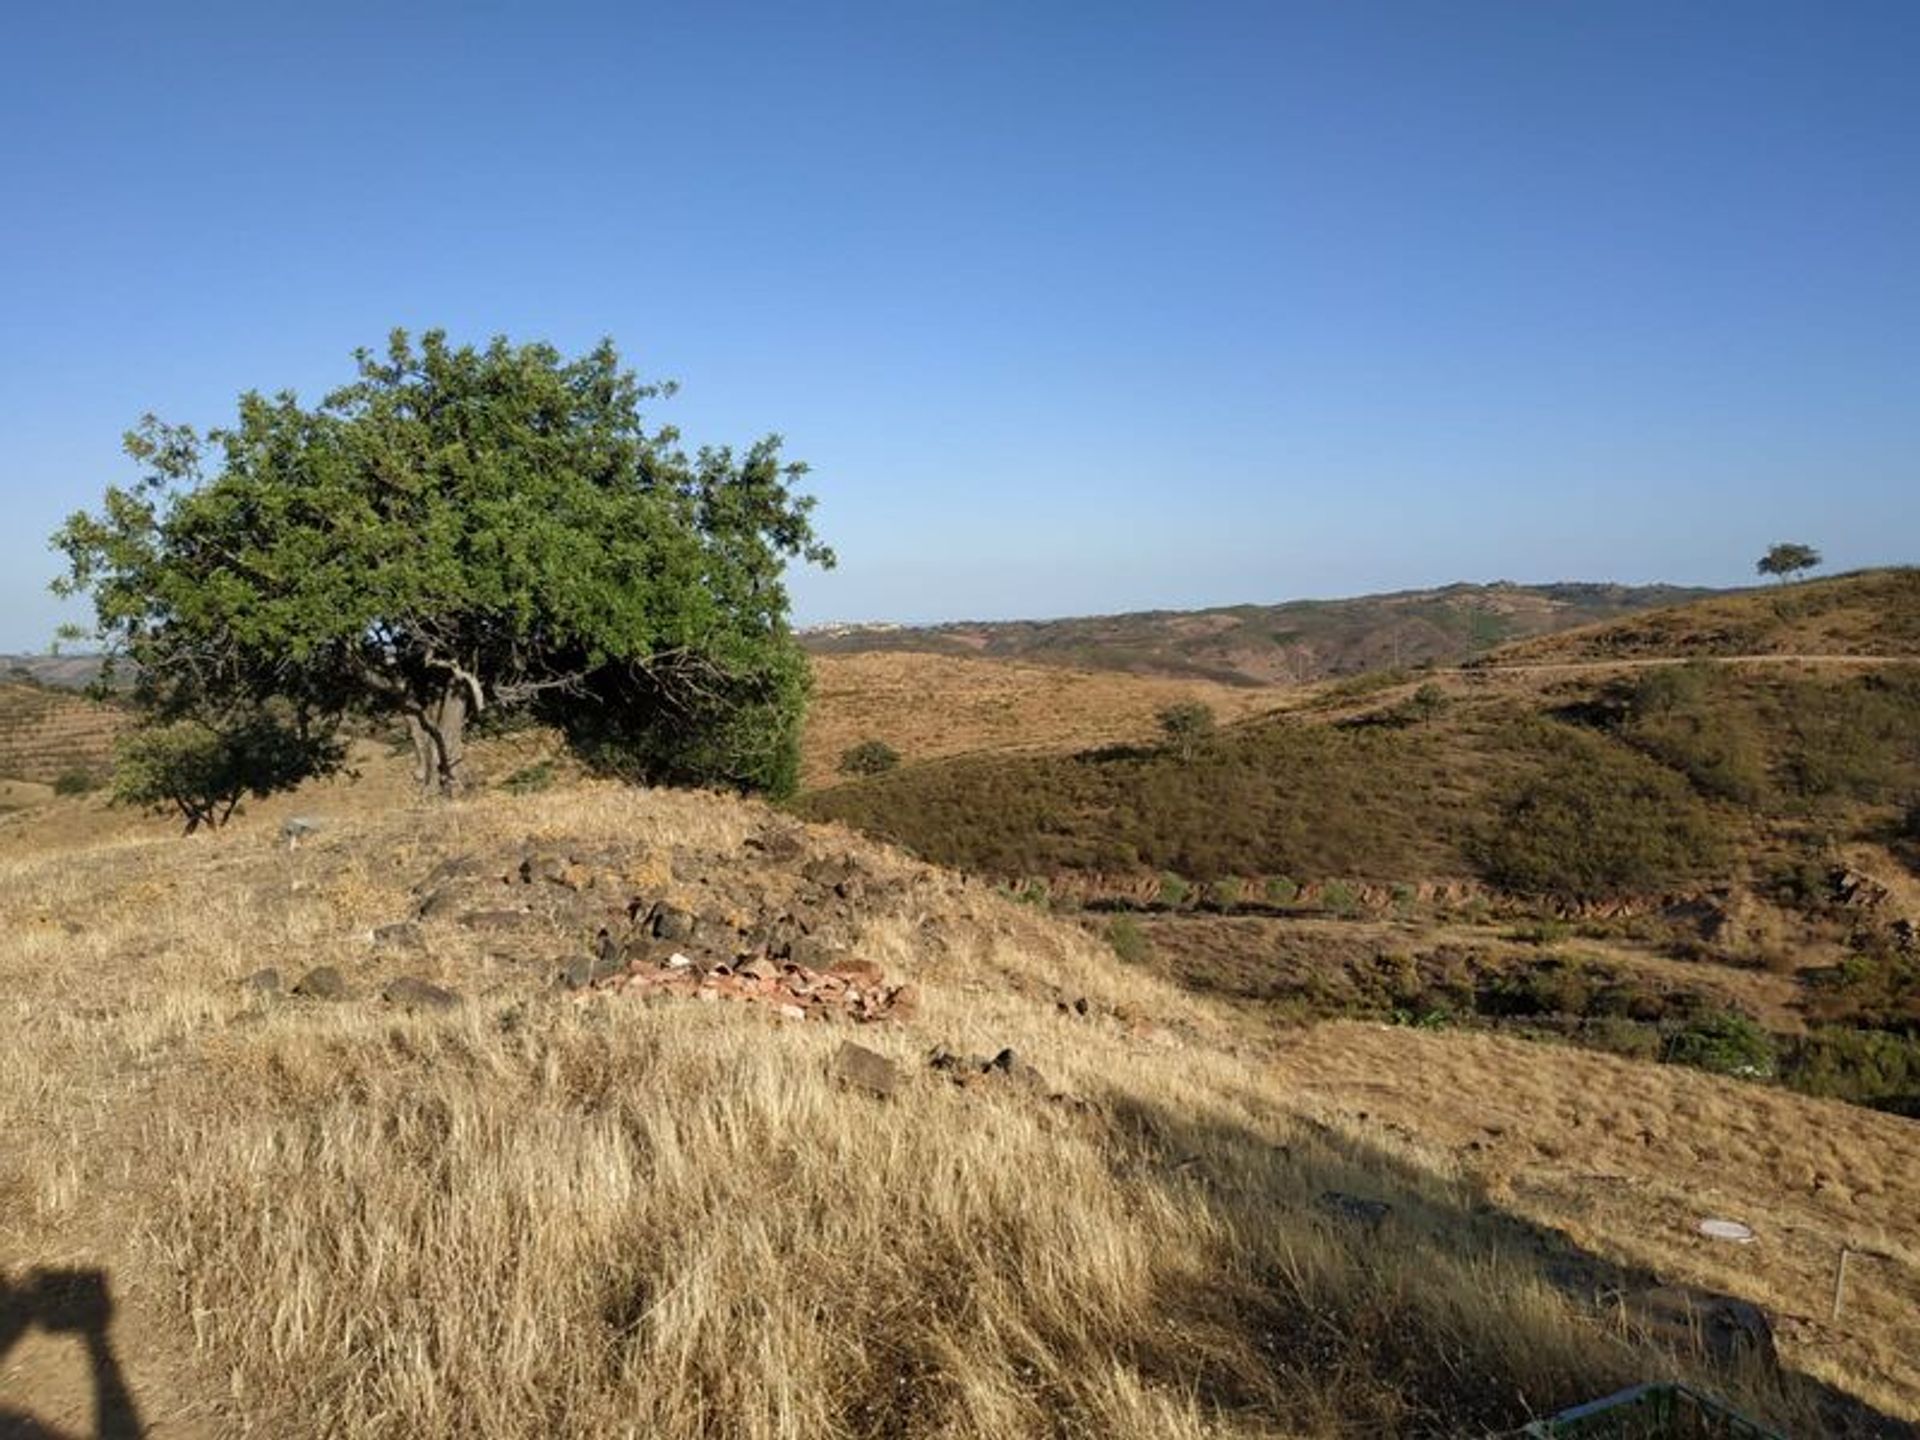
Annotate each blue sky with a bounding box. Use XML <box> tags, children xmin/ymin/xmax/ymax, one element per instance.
<box><xmin>2</xmin><ymin>1</ymin><xmax>1915</xmax><ymax>649</ymax></box>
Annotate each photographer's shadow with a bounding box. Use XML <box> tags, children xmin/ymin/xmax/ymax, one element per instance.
<box><xmin>0</xmin><ymin>1269</ymin><xmax>144</xmax><ymax>1439</ymax></box>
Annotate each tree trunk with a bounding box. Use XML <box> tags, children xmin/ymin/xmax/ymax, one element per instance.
<box><xmin>409</xmin><ymin>685</ymin><xmax>471</xmax><ymax>797</ymax></box>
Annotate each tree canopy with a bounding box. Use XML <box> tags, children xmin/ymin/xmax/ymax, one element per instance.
<box><xmin>54</xmin><ymin>329</ymin><xmax>833</xmax><ymax>803</ymax></box>
<box><xmin>1757</xmin><ymin>542</ymin><xmax>1821</xmax><ymax>582</ymax></box>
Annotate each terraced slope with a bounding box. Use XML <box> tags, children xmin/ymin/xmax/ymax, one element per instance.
<box><xmin>0</xmin><ymin>681</ymin><xmax>122</xmax><ymax>783</ymax></box>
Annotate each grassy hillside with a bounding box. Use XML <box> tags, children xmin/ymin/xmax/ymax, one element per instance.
<box><xmin>1483</xmin><ymin>568</ymin><xmax>1920</xmax><ymax>667</ymax></box>
<box><xmin>802</xmin><ymin>659</ymin><xmax>1920</xmax><ymax>892</ymax></box>
<box><xmin>2</xmin><ymin>775</ymin><xmax>1914</xmax><ymax>1436</ymax></box>
<box><xmin>804</xmin><ymin>581</ymin><xmax>1718</xmax><ymax>685</ymax></box>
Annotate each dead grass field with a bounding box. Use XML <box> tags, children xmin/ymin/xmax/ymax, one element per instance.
<box><xmin>801</xmin><ymin>652</ymin><xmax>1289</xmax><ymax>789</ymax></box>
<box><xmin>1</xmin><ymin>760</ymin><xmax>1915</xmax><ymax>1437</ymax></box>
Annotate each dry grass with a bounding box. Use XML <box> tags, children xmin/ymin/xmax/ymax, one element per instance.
<box><xmin>1272</xmin><ymin>1023</ymin><xmax>1920</xmax><ymax>1419</ymax></box>
<box><xmin>0</xmin><ymin>771</ymin><xmax>1911</xmax><ymax>1436</ymax></box>
<box><xmin>802</xmin><ymin>653</ymin><xmax>1287</xmax><ymax>790</ymax></box>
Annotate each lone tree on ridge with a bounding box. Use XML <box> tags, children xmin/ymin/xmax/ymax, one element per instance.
<box><xmin>53</xmin><ymin>329</ymin><xmax>834</xmax><ymax>805</ymax></box>
<box><xmin>1756</xmin><ymin>542</ymin><xmax>1821</xmax><ymax>584</ymax></box>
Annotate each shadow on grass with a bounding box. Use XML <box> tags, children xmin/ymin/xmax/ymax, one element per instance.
<box><xmin>1096</xmin><ymin>1092</ymin><xmax>1910</xmax><ymax>1438</ymax></box>
<box><xmin>0</xmin><ymin>1269</ymin><xmax>145</xmax><ymax>1440</ymax></box>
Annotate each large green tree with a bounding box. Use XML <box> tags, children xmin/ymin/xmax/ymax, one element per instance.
<box><xmin>54</xmin><ymin>330</ymin><xmax>833</xmax><ymax>799</ymax></box>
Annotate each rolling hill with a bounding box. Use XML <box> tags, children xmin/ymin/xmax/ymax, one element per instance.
<box><xmin>1480</xmin><ymin>568</ymin><xmax>1920</xmax><ymax>668</ymax></box>
<box><xmin>1</xmin><ymin>764</ymin><xmax>1914</xmax><ymax>1435</ymax></box>
<box><xmin>801</xmin><ymin>574</ymin><xmax>1920</xmax><ymax>1128</ymax></box>
<box><xmin>803</xmin><ymin>580</ymin><xmax>1722</xmax><ymax>685</ymax></box>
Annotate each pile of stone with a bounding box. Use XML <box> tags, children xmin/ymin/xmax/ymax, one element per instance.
<box><xmin>583</xmin><ymin>949</ymin><xmax>920</xmax><ymax>1025</ymax></box>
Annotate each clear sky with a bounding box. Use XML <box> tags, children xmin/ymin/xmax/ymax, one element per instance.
<box><xmin>3</xmin><ymin>2</ymin><xmax>1915</xmax><ymax>649</ymax></box>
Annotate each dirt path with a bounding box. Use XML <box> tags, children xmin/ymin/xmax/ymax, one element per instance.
<box><xmin>1465</xmin><ymin>652</ymin><xmax>1913</xmax><ymax>678</ymax></box>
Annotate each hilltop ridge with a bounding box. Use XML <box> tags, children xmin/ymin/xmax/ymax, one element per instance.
<box><xmin>802</xmin><ymin>579</ymin><xmax>1722</xmax><ymax>685</ymax></box>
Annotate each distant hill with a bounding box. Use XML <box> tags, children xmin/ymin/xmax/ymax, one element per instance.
<box><xmin>802</xmin><ymin>581</ymin><xmax>1722</xmax><ymax>685</ymax></box>
<box><xmin>1</xmin><ymin>652</ymin><xmax>110</xmax><ymax>690</ymax></box>
<box><xmin>1480</xmin><ymin>568</ymin><xmax>1920</xmax><ymax>667</ymax></box>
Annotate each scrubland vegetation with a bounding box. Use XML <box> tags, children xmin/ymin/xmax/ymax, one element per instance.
<box><xmin>803</xmin><ymin>575</ymin><xmax>1920</xmax><ymax>1131</ymax></box>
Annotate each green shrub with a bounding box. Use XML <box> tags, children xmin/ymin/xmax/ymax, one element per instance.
<box><xmin>1105</xmin><ymin>915</ymin><xmax>1150</xmax><ymax>965</ymax></box>
<box><xmin>52</xmin><ymin>769</ymin><xmax>100</xmax><ymax>796</ymax></box>
<box><xmin>1580</xmin><ymin>1017</ymin><xmax>1663</xmax><ymax>1062</ymax></box>
<box><xmin>1264</xmin><ymin>876</ymin><xmax>1299</xmax><ymax>906</ymax></box>
<box><xmin>1782</xmin><ymin>1027</ymin><xmax>1920</xmax><ymax>1111</ymax></box>
<box><xmin>837</xmin><ymin>739</ymin><xmax>902</xmax><ymax>777</ymax></box>
<box><xmin>1474</xmin><ymin>723</ymin><xmax>1730</xmax><ymax>900</ymax></box>
<box><xmin>1504</xmin><ymin>919</ymin><xmax>1569</xmax><ymax>946</ymax></box>
<box><xmin>501</xmin><ymin>760</ymin><xmax>557</xmax><ymax>794</ymax></box>
<box><xmin>1320</xmin><ymin>881</ymin><xmax>1358</xmax><ymax>915</ymax></box>
<box><xmin>1662</xmin><ymin>1011</ymin><xmax>1777</xmax><ymax>1079</ymax></box>
<box><xmin>1156</xmin><ymin>872</ymin><xmax>1190</xmax><ymax>908</ymax></box>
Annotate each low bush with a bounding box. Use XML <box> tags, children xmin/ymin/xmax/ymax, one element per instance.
<box><xmin>837</xmin><ymin>739</ymin><xmax>902</xmax><ymax>777</ymax></box>
<box><xmin>1264</xmin><ymin>876</ymin><xmax>1300</xmax><ymax>906</ymax></box>
<box><xmin>1782</xmin><ymin>1027</ymin><xmax>1920</xmax><ymax>1112</ymax></box>
<box><xmin>1662</xmin><ymin>1010</ymin><xmax>1776</xmax><ymax>1079</ymax></box>
<box><xmin>1105</xmin><ymin>915</ymin><xmax>1150</xmax><ymax>964</ymax></box>
<box><xmin>501</xmin><ymin>760</ymin><xmax>558</xmax><ymax>794</ymax></box>
<box><xmin>52</xmin><ymin>768</ymin><xmax>100</xmax><ymax>796</ymax></box>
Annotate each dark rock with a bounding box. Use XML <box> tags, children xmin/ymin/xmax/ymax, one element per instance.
<box><xmin>1316</xmin><ymin>1191</ymin><xmax>1391</xmax><ymax>1230</ymax></box>
<box><xmin>1619</xmin><ymin>1285</ymin><xmax>1776</xmax><ymax>1368</ymax></box>
<box><xmin>747</xmin><ymin>829</ymin><xmax>806</xmax><ymax>864</ymax></box>
<box><xmin>987</xmin><ymin>1047</ymin><xmax>1048</xmax><ymax>1092</ymax></box>
<box><xmin>381</xmin><ymin>976</ymin><xmax>461</xmax><ymax>1012</ymax></box>
<box><xmin>833</xmin><ymin>1042</ymin><xmax>902</xmax><ymax>1099</ymax></box>
<box><xmin>292</xmin><ymin>966</ymin><xmax>349</xmax><ymax>1000</ymax></box>
<box><xmin>651</xmin><ymin>905</ymin><xmax>696</xmax><ymax>942</ymax></box>
<box><xmin>788</xmin><ymin>936</ymin><xmax>844</xmax><ymax>972</ymax></box>
<box><xmin>239</xmin><ymin>968</ymin><xmax>281</xmax><ymax>993</ymax></box>
<box><xmin>372</xmin><ymin>922</ymin><xmax>423</xmax><ymax>950</ymax></box>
